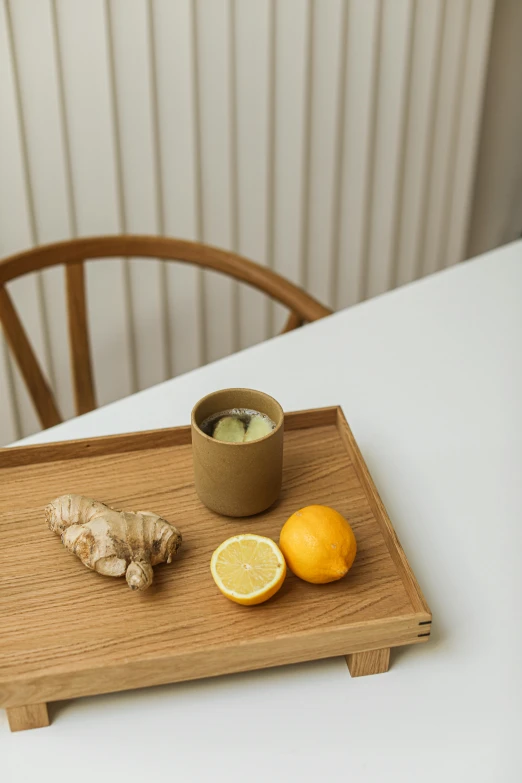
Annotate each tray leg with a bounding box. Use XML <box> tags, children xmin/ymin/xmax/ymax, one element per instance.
<box><xmin>6</xmin><ymin>703</ymin><xmax>50</xmax><ymax>732</ymax></box>
<box><xmin>346</xmin><ymin>648</ymin><xmax>390</xmax><ymax>677</ymax></box>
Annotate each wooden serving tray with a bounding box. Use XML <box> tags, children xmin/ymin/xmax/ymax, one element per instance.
<box><xmin>0</xmin><ymin>407</ymin><xmax>431</xmax><ymax>732</ymax></box>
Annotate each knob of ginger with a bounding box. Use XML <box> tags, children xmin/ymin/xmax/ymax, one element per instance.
<box><xmin>46</xmin><ymin>494</ymin><xmax>182</xmax><ymax>591</ymax></box>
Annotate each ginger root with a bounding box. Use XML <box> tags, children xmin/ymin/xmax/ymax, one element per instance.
<box><xmin>46</xmin><ymin>494</ymin><xmax>182</xmax><ymax>591</ymax></box>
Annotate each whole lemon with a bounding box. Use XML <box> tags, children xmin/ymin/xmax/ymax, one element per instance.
<box><xmin>279</xmin><ymin>505</ymin><xmax>357</xmax><ymax>584</ymax></box>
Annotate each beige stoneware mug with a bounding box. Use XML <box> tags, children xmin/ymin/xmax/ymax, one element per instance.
<box><xmin>191</xmin><ymin>388</ymin><xmax>284</xmax><ymax>517</ymax></box>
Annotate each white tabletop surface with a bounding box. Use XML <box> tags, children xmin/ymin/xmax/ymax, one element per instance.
<box><xmin>2</xmin><ymin>241</ymin><xmax>522</xmax><ymax>782</ymax></box>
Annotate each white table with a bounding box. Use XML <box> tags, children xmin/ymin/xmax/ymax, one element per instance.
<box><xmin>2</xmin><ymin>241</ymin><xmax>521</xmax><ymax>782</ymax></box>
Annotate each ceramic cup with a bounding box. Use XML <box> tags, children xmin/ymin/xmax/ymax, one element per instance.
<box><xmin>191</xmin><ymin>388</ymin><xmax>284</xmax><ymax>517</ymax></box>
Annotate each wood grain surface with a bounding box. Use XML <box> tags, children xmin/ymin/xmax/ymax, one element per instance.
<box><xmin>0</xmin><ymin>407</ymin><xmax>431</xmax><ymax>724</ymax></box>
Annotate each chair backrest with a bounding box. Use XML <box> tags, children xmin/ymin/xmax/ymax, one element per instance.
<box><xmin>0</xmin><ymin>235</ymin><xmax>332</xmax><ymax>430</ymax></box>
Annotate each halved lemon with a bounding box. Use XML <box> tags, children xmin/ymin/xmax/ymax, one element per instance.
<box><xmin>210</xmin><ymin>534</ymin><xmax>286</xmax><ymax>605</ymax></box>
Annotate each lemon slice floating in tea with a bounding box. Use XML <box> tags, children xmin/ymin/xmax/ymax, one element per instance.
<box><xmin>212</xmin><ymin>415</ymin><xmax>246</xmax><ymax>443</ymax></box>
<box><xmin>201</xmin><ymin>409</ymin><xmax>275</xmax><ymax>443</ymax></box>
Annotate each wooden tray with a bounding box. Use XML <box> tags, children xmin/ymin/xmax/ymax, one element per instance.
<box><xmin>0</xmin><ymin>407</ymin><xmax>431</xmax><ymax>732</ymax></box>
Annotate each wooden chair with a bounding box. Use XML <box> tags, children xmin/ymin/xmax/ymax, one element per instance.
<box><xmin>0</xmin><ymin>235</ymin><xmax>332</xmax><ymax>430</ymax></box>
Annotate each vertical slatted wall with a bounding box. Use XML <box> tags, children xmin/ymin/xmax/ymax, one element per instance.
<box><xmin>0</xmin><ymin>0</ymin><xmax>494</xmax><ymax>443</ymax></box>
